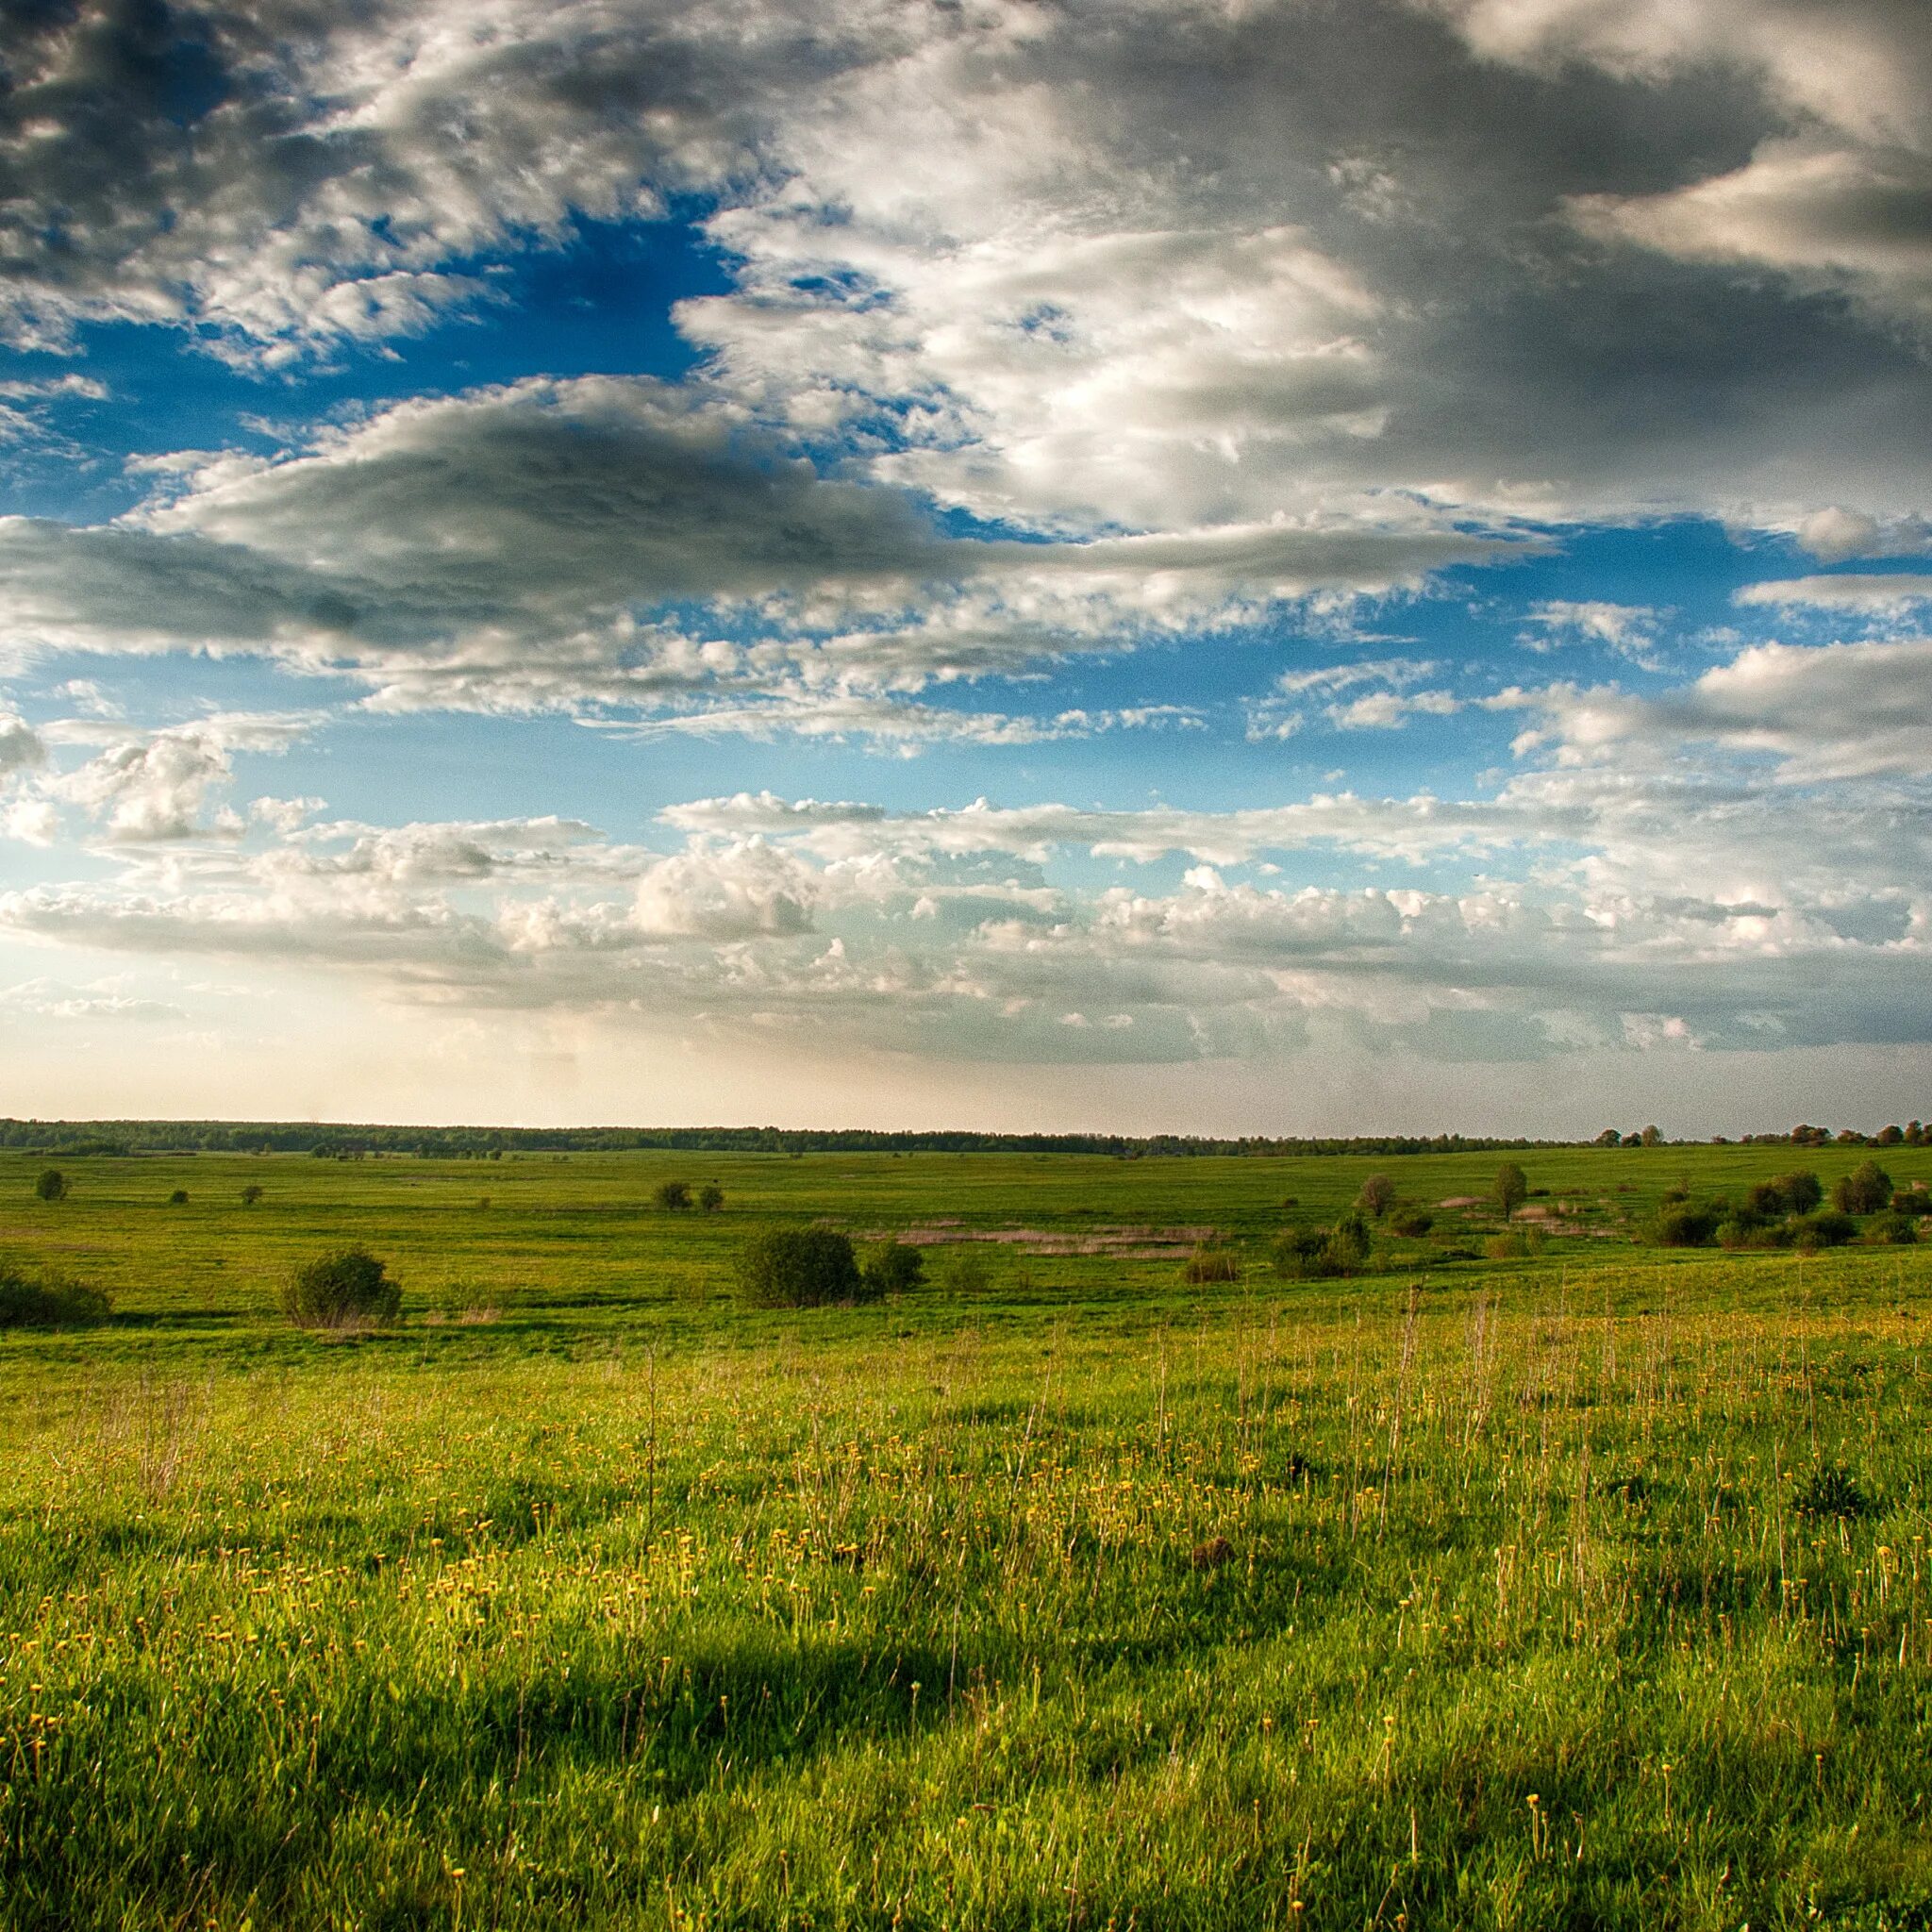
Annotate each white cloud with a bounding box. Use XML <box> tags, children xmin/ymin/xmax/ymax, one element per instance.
<box><xmin>1519</xmin><ymin>635</ymin><xmax>1932</xmax><ymax>780</ymax></box>
<box><xmin>1735</xmin><ymin>574</ymin><xmax>1932</xmax><ymax>615</ymax></box>
<box><xmin>1326</xmin><ymin>690</ymin><xmax>1461</xmax><ymax>730</ymax></box>
<box><xmin>1520</xmin><ymin>600</ymin><xmax>1662</xmax><ymax>661</ymax></box>
<box><xmin>632</xmin><ymin>841</ymin><xmax>818</xmax><ymax>941</ymax></box>
<box><xmin>1573</xmin><ymin>139</ymin><xmax>1932</xmax><ymax>329</ymax></box>
<box><xmin>0</xmin><ymin>709</ymin><xmax>45</xmax><ymax>783</ymax></box>
<box><xmin>18</xmin><ymin>712</ymin><xmax>315</xmax><ymax>843</ymax></box>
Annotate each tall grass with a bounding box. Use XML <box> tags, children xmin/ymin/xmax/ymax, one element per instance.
<box><xmin>4</xmin><ymin>1144</ymin><xmax>1932</xmax><ymax>1926</ymax></box>
<box><xmin>4</xmin><ymin>1262</ymin><xmax>1931</xmax><ymax>1926</ymax></box>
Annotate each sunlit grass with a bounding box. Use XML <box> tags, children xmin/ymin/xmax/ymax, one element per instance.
<box><xmin>2</xmin><ymin>1145</ymin><xmax>1930</xmax><ymax>1926</ymax></box>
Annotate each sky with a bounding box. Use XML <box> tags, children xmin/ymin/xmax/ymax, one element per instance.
<box><xmin>1</xmin><ymin>0</ymin><xmax>1930</xmax><ymax>1137</ymax></box>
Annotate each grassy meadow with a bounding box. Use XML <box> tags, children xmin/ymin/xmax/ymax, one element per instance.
<box><xmin>4</xmin><ymin>1141</ymin><xmax>1932</xmax><ymax>1928</ymax></box>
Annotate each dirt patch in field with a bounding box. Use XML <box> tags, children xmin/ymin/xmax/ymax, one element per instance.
<box><xmin>859</xmin><ymin>1224</ymin><xmax>1217</xmax><ymax>1257</ymax></box>
<box><xmin>1438</xmin><ymin>1196</ymin><xmax>1486</xmax><ymax>1209</ymax></box>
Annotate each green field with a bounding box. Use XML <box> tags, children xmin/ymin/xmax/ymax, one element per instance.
<box><xmin>5</xmin><ymin>1141</ymin><xmax>1932</xmax><ymax>1929</ymax></box>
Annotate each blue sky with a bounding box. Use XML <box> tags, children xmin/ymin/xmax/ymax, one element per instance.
<box><xmin>2</xmin><ymin>0</ymin><xmax>1930</xmax><ymax>1134</ymax></box>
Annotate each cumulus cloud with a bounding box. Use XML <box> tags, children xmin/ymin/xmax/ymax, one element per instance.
<box><xmin>1517</xmin><ymin>636</ymin><xmax>1932</xmax><ymax>780</ymax></box>
<box><xmin>632</xmin><ymin>841</ymin><xmax>818</xmax><ymax>941</ymax></box>
<box><xmin>0</xmin><ymin>709</ymin><xmax>45</xmax><ymax>783</ymax></box>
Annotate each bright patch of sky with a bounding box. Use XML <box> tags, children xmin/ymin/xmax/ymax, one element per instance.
<box><xmin>3</xmin><ymin>0</ymin><xmax>1931</xmax><ymax>1134</ymax></box>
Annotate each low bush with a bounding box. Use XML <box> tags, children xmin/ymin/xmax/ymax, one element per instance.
<box><xmin>654</xmin><ymin>1180</ymin><xmax>693</xmax><ymax>1211</ymax></box>
<box><xmin>1273</xmin><ymin>1210</ymin><xmax>1372</xmax><ymax>1279</ymax></box>
<box><xmin>862</xmin><ymin>1240</ymin><xmax>925</xmax><ymax>1298</ymax></box>
<box><xmin>698</xmin><ymin>1183</ymin><xmax>724</xmax><ymax>1212</ymax></box>
<box><xmin>1484</xmin><ymin>1229</ymin><xmax>1544</xmax><ymax>1261</ymax></box>
<box><xmin>1867</xmin><ymin>1211</ymin><xmax>1921</xmax><ymax>1246</ymax></box>
<box><xmin>1181</xmin><ymin>1245</ymin><xmax>1241</xmax><ymax>1284</ymax></box>
<box><xmin>240</xmin><ymin>1184</ymin><xmax>264</xmax><ymax>1207</ymax></box>
<box><xmin>0</xmin><ymin>1265</ymin><xmax>110</xmax><ymax>1329</ymax></box>
<box><xmin>1388</xmin><ymin>1208</ymin><xmax>1433</xmax><ymax>1239</ymax></box>
<box><xmin>167</xmin><ymin>1190</ymin><xmax>189</xmax><ymax>1207</ymax></box>
<box><xmin>1650</xmin><ymin>1200</ymin><xmax>1726</xmax><ymax>1247</ymax></box>
<box><xmin>737</xmin><ymin>1228</ymin><xmax>863</xmax><ymax>1307</ymax></box>
<box><xmin>1789</xmin><ymin>1209</ymin><xmax>1857</xmax><ymax>1251</ymax></box>
<box><xmin>941</xmin><ymin>1247</ymin><xmax>993</xmax><ymax>1294</ymax></box>
<box><xmin>34</xmin><ymin>1169</ymin><xmax>67</xmax><ymax>1203</ymax></box>
<box><xmin>1792</xmin><ymin>1463</ymin><xmax>1872</xmax><ymax>1520</ymax></box>
<box><xmin>283</xmin><ymin>1249</ymin><xmax>402</xmax><ymax>1327</ymax></box>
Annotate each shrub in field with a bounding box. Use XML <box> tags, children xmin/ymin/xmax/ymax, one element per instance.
<box><xmin>861</xmin><ymin>1240</ymin><xmax>924</xmax><ymax>1298</ymax></box>
<box><xmin>34</xmin><ymin>1168</ymin><xmax>67</xmax><ymax>1202</ymax></box>
<box><xmin>240</xmin><ymin>1183</ymin><xmax>264</xmax><ymax>1206</ymax></box>
<box><xmin>1867</xmin><ymin>1211</ymin><xmax>1920</xmax><ymax>1246</ymax></box>
<box><xmin>698</xmin><ymin>1183</ymin><xmax>724</xmax><ymax>1212</ymax></box>
<box><xmin>1893</xmin><ymin>1184</ymin><xmax>1930</xmax><ymax>1215</ymax></box>
<box><xmin>1491</xmin><ymin>1163</ymin><xmax>1528</xmax><ymax>1219</ymax></box>
<box><xmin>1650</xmin><ymin>1200</ymin><xmax>1725</xmax><ymax>1247</ymax></box>
<box><xmin>1792</xmin><ymin>1463</ymin><xmax>1872</xmax><ymax>1520</ymax></box>
<box><xmin>1274</xmin><ymin>1211</ymin><xmax>1370</xmax><ymax>1279</ymax></box>
<box><xmin>1789</xmin><ymin>1209</ymin><xmax>1856</xmax><ymax>1251</ymax></box>
<box><xmin>1356</xmin><ymin>1174</ymin><xmax>1396</xmax><ymax>1218</ymax></box>
<box><xmin>1484</xmin><ymin>1229</ymin><xmax>1544</xmax><ymax>1261</ymax></box>
<box><xmin>1325</xmin><ymin>1209</ymin><xmax>1371</xmax><ymax>1271</ymax></box>
<box><xmin>283</xmin><ymin>1249</ymin><xmax>402</xmax><ymax>1327</ymax></box>
<box><xmin>736</xmin><ymin>1228</ymin><xmax>862</xmax><ymax>1307</ymax></box>
<box><xmin>1181</xmin><ymin>1245</ymin><xmax>1241</xmax><ymax>1283</ymax></box>
<box><xmin>1748</xmin><ymin>1171</ymin><xmax>1823</xmax><ymax>1217</ymax></box>
<box><xmin>1272</xmin><ymin>1225</ymin><xmax>1328</xmax><ymax>1276</ymax></box>
<box><xmin>1389</xmin><ymin>1208</ymin><xmax>1433</xmax><ymax>1239</ymax></box>
<box><xmin>941</xmin><ymin>1246</ymin><xmax>993</xmax><ymax>1294</ymax></box>
<box><xmin>1831</xmin><ymin>1159</ymin><xmax>1892</xmax><ymax>1215</ymax></box>
<box><xmin>167</xmin><ymin>1190</ymin><xmax>189</xmax><ymax>1207</ymax></box>
<box><xmin>0</xmin><ymin>1265</ymin><xmax>109</xmax><ymax>1329</ymax></box>
<box><xmin>654</xmin><ymin>1180</ymin><xmax>693</xmax><ymax>1211</ymax></box>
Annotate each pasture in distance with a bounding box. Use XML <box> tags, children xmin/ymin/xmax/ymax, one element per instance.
<box><xmin>4</xmin><ymin>1140</ymin><xmax>1932</xmax><ymax>1928</ymax></box>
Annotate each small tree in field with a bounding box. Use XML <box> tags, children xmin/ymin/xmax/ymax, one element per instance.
<box><xmin>654</xmin><ymin>1180</ymin><xmax>692</xmax><ymax>1211</ymax></box>
<box><xmin>1491</xmin><ymin>1163</ymin><xmax>1528</xmax><ymax>1220</ymax></box>
<box><xmin>1833</xmin><ymin>1159</ymin><xmax>1893</xmax><ymax>1215</ymax></box>
<box><xmin>241</xmin><ymin>1183</ymin><xmax>264</xmax><ymax>1207</ymax></box>
<box><xmin>283</xmin><ymin>1249</ymin><xmax>401</xmax><ymax>1327</ymax></box>
<box><xmin>1357</xmin><ymin>1174</ymin><xmax>1397</xmax><ymax>1219</ymax></box>
<box><xmin>1748</xmin><ymin>1171</ymin><xmax>1822</xmax><ymax>1218</ymax></box>
<box><xmin>698</xmin><ymin>1183</ymin><xmax>724</xmax><ymax>1212</ymax></box>
<box><xmin>736</xmin><ymin>1228</ymin><xmax>862</xmax><ymax>1307</ymax></box>
<box><xmin>34</xmin><ymin>1169</ymin><xmax>67</xmax><ymax>1203</ymax></box>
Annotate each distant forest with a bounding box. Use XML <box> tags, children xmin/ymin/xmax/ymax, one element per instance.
<box><xmin>0</xmin><ymin>1118</ymin><xmax>1924</xmax><ymax>1158</ymax></box>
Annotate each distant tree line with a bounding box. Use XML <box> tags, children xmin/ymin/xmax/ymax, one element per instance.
<box><xmin>2</xmin><ymin>1115</ymin><xmax>1926</xmax><ymax>1159</ymax></box>
<box><xmin>0</xmin><ymin>1118</ymin><xmax>1566</xmax><ymax>1159</ymax></box>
